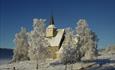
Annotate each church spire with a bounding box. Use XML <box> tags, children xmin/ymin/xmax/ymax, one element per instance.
<box><xmin>49</xmin><ymin>16</ymin><xmax>54</xmax><ymax>25</ymax></box>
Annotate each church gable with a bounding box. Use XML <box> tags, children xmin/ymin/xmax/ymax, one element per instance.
<box><xmin>47</xmin><ymin>29</ymin><xmax>64</xmax><ymax>47</ymax></box>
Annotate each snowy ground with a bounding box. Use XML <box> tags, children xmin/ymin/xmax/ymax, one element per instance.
<box><xmin>0</xmin><ymin>59</ymin><xmax>11</xmax><ymax>65</ymax></box>
<box><xmin>0</xmin><ymin>53</ymin><xmax>115</xmax><ymax>70</ymax></box>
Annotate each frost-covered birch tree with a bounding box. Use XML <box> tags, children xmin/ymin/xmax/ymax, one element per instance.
<box><xmin>76</xmin><ymin>19</ymin><xmax>98</xmax><ymax>60</ymax></box>
<box><xmin>27</xmin><ymin>18</ymin><xmax>49</xmax><ymax>61</ymax></box>
<box><xmin>12</xmin><ymin>27</ymin><xmax>29</xmax><ymax>62</ymax></box>
<box><xmin>58</xmin><ymin>28</ymin><xmax>81</xmax><ymax>64</ymax></box>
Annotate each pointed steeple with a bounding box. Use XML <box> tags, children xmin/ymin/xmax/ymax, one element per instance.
<box><xmin>49</xmin><ymin>16</ymin><xmax>54</xmax><ymax>25</ymax></box>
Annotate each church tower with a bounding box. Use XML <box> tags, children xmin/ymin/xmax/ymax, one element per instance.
<box><xmin>46</xmin><ymin>16</ymin><xmax>57</xmax><ymax>37</ymax></box>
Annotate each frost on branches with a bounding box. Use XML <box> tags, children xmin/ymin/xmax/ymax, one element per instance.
<box><xmin>58</xmin><ymin>28</ymin><xmax>81</xmax><ymax>64</ymax></box>
<box><xmin>27</xmin><ymin>18</ymin><xmax>49</xmax><ymax>61</ymax></box>
<box><xmin>12</xmin><ymin>19</ymin><xmax>50</xmax><ymax>62</ymax></box>
<box><xmin>12</xmin><ymin>27</ymin><xmax>29</xmax><ymax>62</ymax></box>
<box><xmin>57</xmin><ymin>19</ymin><xmax>98</xmax><ymax>63</ymax></box>
<box><xmin>76</xmin><ymin>19</ymin><xmax>98</xmax><ymax>60</ymax></box>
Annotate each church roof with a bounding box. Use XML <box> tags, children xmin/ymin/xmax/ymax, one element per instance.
<box><xmin>46</xmin><ymin>29</ymin><xmax>64</xmax><ymax>47</ymax></box>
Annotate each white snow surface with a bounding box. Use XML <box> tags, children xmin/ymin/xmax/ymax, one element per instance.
<box><xmin>0</xmin><ymin>54</ymin><xmax>115</xmax><ymax>70</ymax></box>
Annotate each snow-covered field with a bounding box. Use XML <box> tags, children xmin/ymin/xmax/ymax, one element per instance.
<box><xmin>0</xmin><ymin>54</ymin><xmax>115</xmax><ymax>70</ymax></box>
<box><xmin>0</xmin><ymin>59</ymin><xmax>11</xmax><ymax>65</ymax></box>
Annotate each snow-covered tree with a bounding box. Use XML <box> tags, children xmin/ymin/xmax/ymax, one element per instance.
<box><xmin>58</xmin><ymin>28</ymin><xmax>81</xmax><ymax>64</ymax></box>
<box><xmin>12</xmin><ymin>27</ymin><xmax>29</xmax><ymax>62</ymax></box>
<box><xmin>27</xmin><ymin>18</ymin><xmax>49</xmax><ymax>61</ymax></box>
<box><xmin>76</xmin><ymin>19</ymin><xmax>98</xmax><ymax>60</ymax></box>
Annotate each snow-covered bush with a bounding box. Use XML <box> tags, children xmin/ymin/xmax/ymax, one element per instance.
<box><xmin>12</xmin><ymin>27</ymin><xmax>29</xmax><ymax>62</ymax></box>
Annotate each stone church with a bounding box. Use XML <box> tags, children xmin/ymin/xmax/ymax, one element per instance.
<box><xmin>45</xmin><ymin>16</ymin><xmax>65</xmax><ymax>59</ymax></box>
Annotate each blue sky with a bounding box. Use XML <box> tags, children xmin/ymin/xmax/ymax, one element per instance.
<box><xmin>0</xmin><ymin>0</ymin><xmax>115</xmax><ymax>49</ymax></box>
